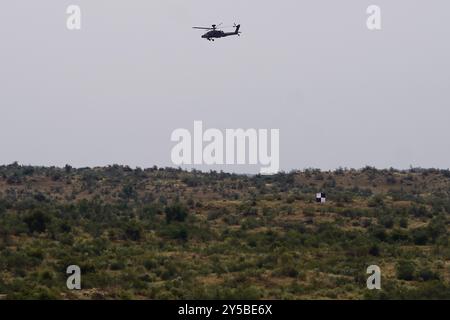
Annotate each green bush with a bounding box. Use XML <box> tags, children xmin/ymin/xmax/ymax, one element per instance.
<box><xmin>165</xmin><ymin>203</ymin><xmax>188</xmax><ymax>223</ymax></box>
<box><xmin>123</xmin><ymin>222</ymin><xmax>142</xmax><ymax>241</ymax></box>
<box><xmin>396</xmin><ymin>261</ymin><xmax>416</xmax><ymax>281</ymax></box>
<box><xmin>23</xmin><ymin>210</ymin><xmax>51</xmax><ymax>234</ymax></box>
<box><xmin>418</xmin><ymin>268</ymin><xmax>440</xmax><ymax>282</ymax></box>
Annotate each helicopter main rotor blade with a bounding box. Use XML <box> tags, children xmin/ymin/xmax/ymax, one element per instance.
<box><xmin>192</xmin><ymin>27</ymin><xmax>213</xmax><ymax>30</ymax></box>
<box><xmin>219</xmin><ymin>23</ymin><xmax>240</xmax><ymax>30</ymax></box>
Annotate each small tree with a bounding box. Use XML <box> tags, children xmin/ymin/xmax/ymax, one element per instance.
<box><xmin>396</xmin><ymin>261</ymin><xmax>416</xmax><ymax>281</ymax></box>
<box><xmin>124</xmin><ymin>222</ymin><xmax>142</xmax><ymax>241</ymax></box>
<box><xmin>165</xmin><ymin>203</ymin><xmax>188</xmax><ymax>223</ymax></box>
<box><xmin>399</xmin><ymin>217</ymin><xmax>408</xmax><ymax>228</ymax></box>
<box><xmin>24</xmin><ymin>210</ymin><xmax>51</xmax><ymax>234</ymax></box>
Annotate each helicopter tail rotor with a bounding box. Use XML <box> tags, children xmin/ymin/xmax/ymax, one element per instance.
<box><xmin>234</xmin><ymin>24</ymin><xmax>241</xmax><ymax>35</ymax></box>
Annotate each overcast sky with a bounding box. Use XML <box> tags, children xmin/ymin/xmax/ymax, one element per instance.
<box><xmin>0</xmin><ymin>1</ymin><xmax>449</xmax><ymax>173</ymax></box>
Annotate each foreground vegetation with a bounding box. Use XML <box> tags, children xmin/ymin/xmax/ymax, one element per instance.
<box><xmin>0</xmin><ymin>163</ymin><xmax>449</xmax><ymax>299</ymax></box>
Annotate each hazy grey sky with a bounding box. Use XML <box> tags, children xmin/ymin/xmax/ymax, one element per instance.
<box><xmin>0</xmin><ymin>1</ymin><xmax>449</xmax><ymax>173</ymax></box>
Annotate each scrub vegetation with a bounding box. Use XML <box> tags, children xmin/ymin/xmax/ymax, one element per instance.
<box><xmin>0</xmin><ymin>163</ymin><xmax>449</xmax><ymax>299</ymax></box>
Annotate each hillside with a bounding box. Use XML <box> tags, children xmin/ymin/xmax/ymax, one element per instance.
<box><xmin>0</xmin><ymin>163</ymin><xmax>449</xmax><ymax>299</ymax></box>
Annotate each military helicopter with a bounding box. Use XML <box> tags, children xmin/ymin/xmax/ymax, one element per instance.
<box><xmin>192</xmin><ymin>23</ymin><xmax>241</xmax><ymax>41</ymax></box>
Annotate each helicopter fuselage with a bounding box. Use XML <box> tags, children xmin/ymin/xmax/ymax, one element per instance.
<box><xmin>200</xmin><ymin>25</ymin><xmax>241</xmax><ymax>41</ymax></box>
<box><xmin>202</xmin><ymin>30</ymin><xmax>237</xmax><ymax>40</ymax></box>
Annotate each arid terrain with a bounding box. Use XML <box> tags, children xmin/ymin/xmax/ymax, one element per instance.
<box><xmin>0</xmin><ymin>163</ymin><xmax>449</xmax><ymax>299</ymax></box>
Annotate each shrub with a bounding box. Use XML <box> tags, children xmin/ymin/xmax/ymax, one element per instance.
<box><xmin>368</xmin><ymin>195</ymin><xmax>384</xmax><ymax>208</ymax></box>
<box><xmin>378</xmin><ymin>215</ymin><xmax>394</xmax><ymax>229</ymax></box>
<box><xmin>160</xmin><ymin>224</ymin><xmax>188</xmax><ymax>242</ymax></box>
<box><xmin>110</xmin><ymin>260</ymin><xmax>126</xmax><ymax>270</ymax></box>
<box><xmin>368</xmin><ymin>244</ymin><xmax>380</xmax><ymax>256</ymax></box>
<box><xmin>399</xmin><ymin>217</ymin><xmax>408</xmax><ymax>228</ymax></box>
<box><xmin>418</xmin><ymin>268</ymin><xmax>440</xmax><ymax>282</ymax></box>
<box><xmin>207</xmin><ymin>208</ymin><xmax>228</xmax><ymax>221</ymax></box>
<box><xmin>412</xmin><ymin>228</ymin><xmax>428</xmax><ymax>245</ymax></box>
<box><xmin>123</xmin><ymin>223</ymin><xmax>142</xmax><ymax>241</ymax></box>
<box><xmin>396</xmin><ymin>261</ymin><xmax>416</xmax><ymax>281</ymax></box>
<box><xmin>409</xmin><ymin>205</ymin><xmax>428</xmax><ymax>218</ymax></box>
<box><xmin>370</xmin><ymin>226</ymin><xmax>387</xmax><ymax>242</ymax></box>
<box><xmin>165</xmin><ymin>203</ymin><xmax>188</xmax><ymax>223</ymax></box>
<box><xmin>23</xmin><ymin>210</ymin><xmax>51</xmax><ymax>234</ymax></box>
